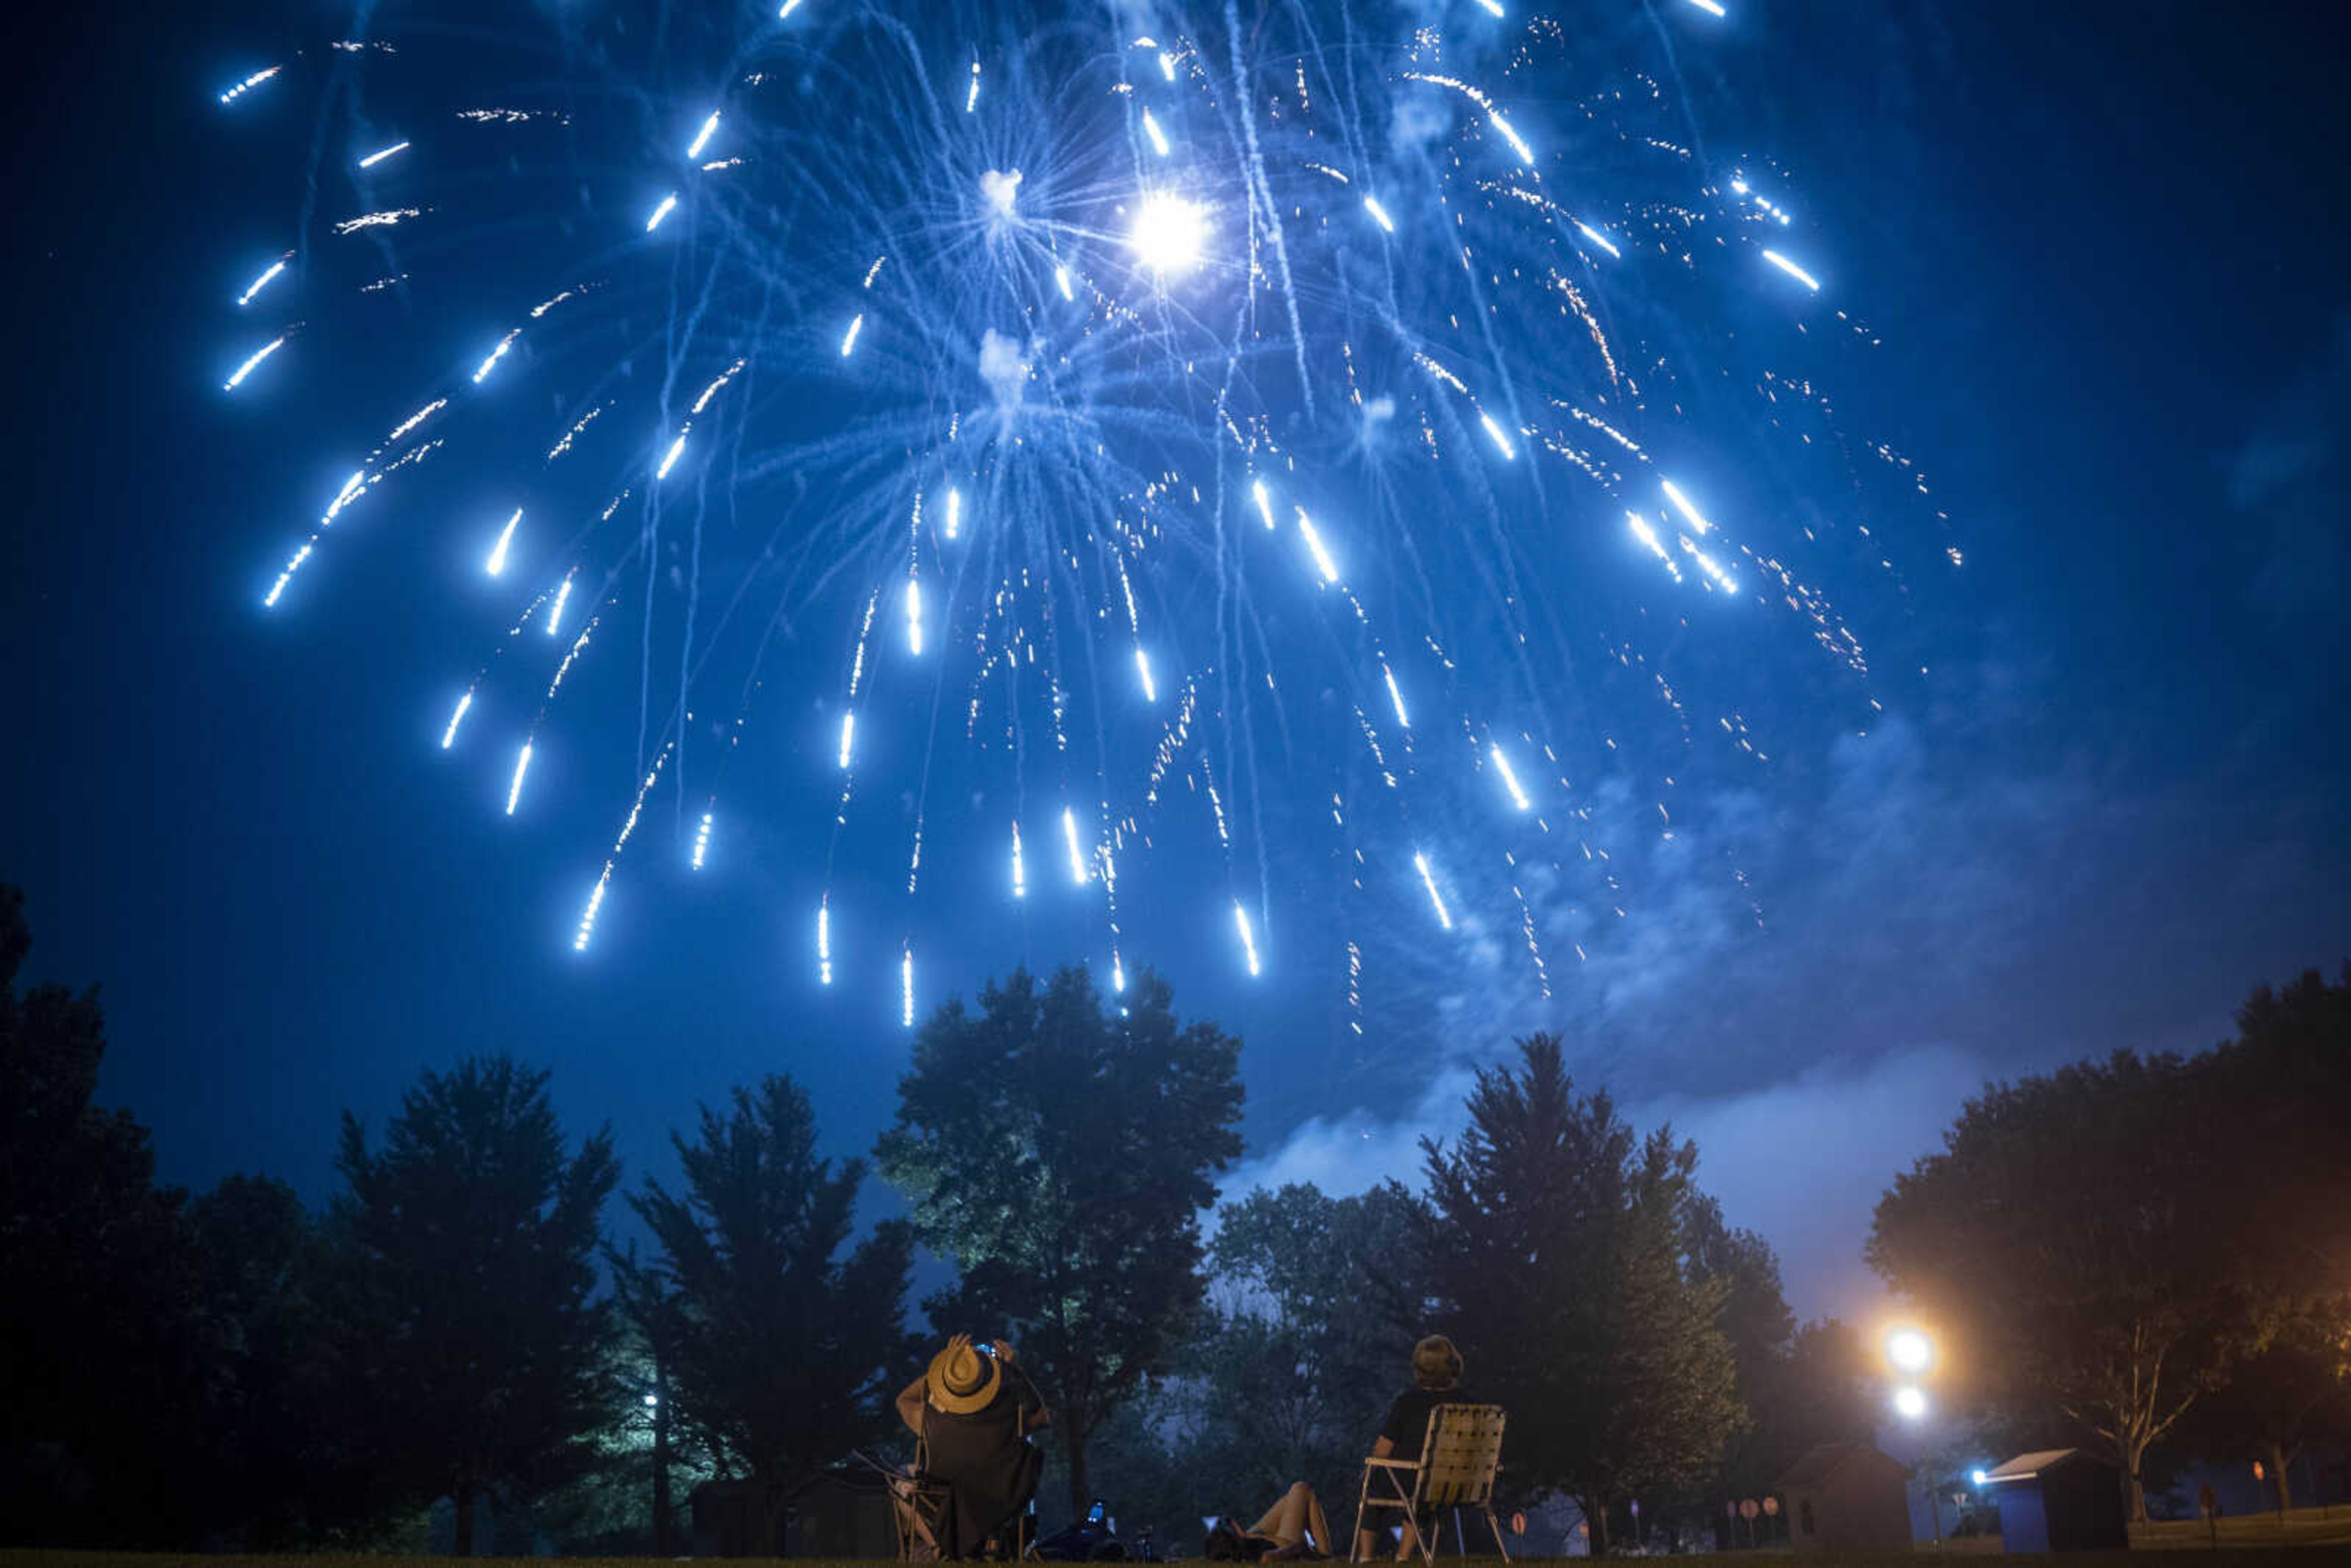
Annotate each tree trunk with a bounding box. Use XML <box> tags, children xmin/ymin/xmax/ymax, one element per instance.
<box><xmin>1583</xmin><ymin>1495</ymin><xmax>1611</xmax><ymax>1558</ymax></box>
<box><xmin>2269</xmin><ymin>1441</ymin><xmax>2293</xmax><ymax>1514</ymax></box>
<box><xmin>1062</xmin><ymin>1405</ymin><xmax>1092</xmax><ymax>1519</ymax></box>
<box><xmin>453</xmin><ymin>1481</ymin><xmax>476</xmax><ymax>1558</ymax></box>
<box><xmin>2120</xmin><ymin>1432</ymin><xmax>2150</xmax><ymax>1525</ymax></box>
<box><xmin>651</xmin><ymin>1381</ymin><xmax>673</xmax><ymax>1556</ymax></box>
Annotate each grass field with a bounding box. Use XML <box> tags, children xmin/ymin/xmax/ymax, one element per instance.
<box><xmin>10</xmin><ymin>1551</ymin><xmax>2351</xmax><ymax>1568</ymax></box>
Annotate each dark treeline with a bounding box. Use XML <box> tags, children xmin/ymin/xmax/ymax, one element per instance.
<box><xmin>4</xmin><ymin>880</ymin><xmax>2345</xmax><ymax>1553</ymax></box>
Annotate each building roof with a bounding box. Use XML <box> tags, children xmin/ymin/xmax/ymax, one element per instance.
<box><xmin>1777</xmin><ymin>1442</ymin><xmax>1911</xmax><ymax>1492</ymax></box>
<box><xmin>1983</xmin><ymin>1448</ymin><xmax>2112</xmax><ymax>1483</ymax></box>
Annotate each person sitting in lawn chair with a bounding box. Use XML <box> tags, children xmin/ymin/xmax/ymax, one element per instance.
<box><xmin>1352</xmin><ymin>1335</ymin><xmax>1496</xmax><ymax>1562</ymax></box>
<box><xmin>895</xmin><ymin>1332</ymin><xmax>1052</xmax><ymax>1559</ymax></box>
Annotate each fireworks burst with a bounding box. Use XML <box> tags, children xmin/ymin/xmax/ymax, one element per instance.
<box><xmin>216</xmin><ymin>0</ymin><xmax>1950</xmax><ymax>1031</ymax></box>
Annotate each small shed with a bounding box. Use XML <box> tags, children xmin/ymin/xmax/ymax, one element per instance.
<box><xmin>1979</xmin><ymin>1449</ymin><xmax>2126</xmax><ymax>1553</ymax></box>
<box><xmin>1778</xmin><ymin>1442</ymin><xmax>1914</xmax><ymax>1555</ymax></box>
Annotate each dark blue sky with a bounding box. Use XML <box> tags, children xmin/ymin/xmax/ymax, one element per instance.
<box><xmin>4</xmin><ymin>0</ymin><xmax>2346</xmax><ymax>1322</ymax></box>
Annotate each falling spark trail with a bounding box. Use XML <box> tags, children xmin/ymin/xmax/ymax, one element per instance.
<box><xmin>357</xmin><ymin>141</ymin><xmax>410</xmax><ymax>169</ymax></box>
<box><xmin>441</xmin><ymin>691</ymin><xmax>474</xmax><ymax>749</ymax></box>
<box><xmin>817</xmin><ymin>901</ymin><xmax>833</xmax><ymax>985</ymax></box>
<box><xmin>646</xmin><ymin>193</ymin><xmax>679</xmax><ymax>231</ymax></box>
<box><xmin>1251</xmin><ymin>480</ymin><xmax>1277</xmax><ymax>530</ymax></box>
<box><xmin>471</xmin><ymin>329</ymin><xmax>520</xmax><ymax>383</ymax></box>
<box><xmin>1010</xmin><ymin>820</ymin><xmax>1026</xmax><ymax>898</ymax></box>
<box><xmin>1054</xmin><ymin>266</ymin><xmax>1073</xmax><ymax>301</ymax></box>
<box><xmin>1061</xmin><ymin>807</ymin><xmax>1088</xmax><ymax>883</ymax></box>
<box><xmin>505</xmin><ymin>743</ymin><xmax>533</xmax><ymax>815</ymax></box>
<box><xmin>574</xmin><ymin>873</ymin><xmax>609</xmax><ymax>951</ymax></box>
<box><xmin>904</xmin><ymin>577</ymin><xmax>923</xmax><ymax>655</ymax></box>
<box><xmin>1685</xmin><ymin>0</ymin><xmax>1727</xmax><ymax>15</ymax></box>
<box><xmin>1661</xmin><ymin>478</ymin><xmax>1713</xmax><ymax>534</ymax></box>
<box><xmin>219</xmin><ymin>66</ymin><xmax>280</xmax><ymax>103</ymax></box>
<box><xmin>1294</xmin><ymin>509</ymin><xmax>1340</xmax><ymax>582</ymax></box>
<box><xmin>840</xmin><ymin>314</ymin><xmax>864</xmax><ymax>356</ymax></box>
<box><xmin>1133</xmin><ymin>647</ymin><xmax>1157</xmax><ymax>702</ymax></box>
<box><xmin>692</xmin><ymin>811</ymin><xmax>713</xmax><ymax>869</ymax></box>
<box><xmin>685</xmin><ymin>111</ymin><xmax>721</xmax><ymax>159</ymax></box>
<box><xmin>1363</xmin><ymin>196</ymin><xmax>1395</xmax><ymax>233</ymax></box>
<box><xmin>223</xmin><ymin>337</ymin><xmax>285</xmax><ymax>390</ymax></box>
<box><xmin>1490</xmin><ymin>745</ymin><xmax>1532</xmax><ymax>809</ymax></box>
<box><xmin>1479</xmin><ymin>413</ymin><xmax>1518</xmax><ymax>459</ymax></box>
<box><xmin>1575</xmin><ymin>222</ymin><xmax>1621</xmax><ymax>258</ymax></box>
<box><xmin>945</xmin><ymin>487</ymin><xmax>962</xmax><ymax>539</ymax></box>
<box><xmin>657</xmin><ymin>433</ymin><xmax>688</xmax><ymax>478</ymax></box>
<box><xmin>1382</xmin><ymin>662</ymin><xmax>1411</xmax><ymax>729</ymax></box>
<box><xmin>1141</xmin><ymin>109</ymin><xmax>1170</xmax><ymax>156</ymax></box>
<box><xmin>1412</xmin><ymin>851</ymin><xmax>1454</xmax><ymax>929</ymax></box>
<box><xmin>547</xmin><ymin>575</ymin><xmax>573</xmax><ymax>634</ymax></box>
<box><xmin>1626</xmin><ymin>511</ymin><xmax>1683</xmax><ymax>580</ymax></box>
<box><xmin>236</xmin><ymin>258</ymin><xmax>288</xmax><ymax>307</ymax></box>
<box><xmin>838</xmin><ymin>711</ymin><xmax>856</xmax><ymax>769</ymax></box>
<box><xmin>484</xmin><ymin>508</ymin><xmax>522</xmax><ymax>575</ymax></box>
<box><xmin>900</xmin><ymin>946</ymin><xmax>915</xmax><ymax>1027</ymax></box>
<box><xmin>1234</xmin><ymin>901</ymin><xmax>1262</xmax><ymax>976</ymax></box>
<box><xmin>1761</xmin><ymin>248</ymin><xmax>1821</xmax><ymax>290</ymax></box>
<box><xmin>966</xmin><ymin>60</ymin><xmax>981</xmax><ymax>112</ymax></box>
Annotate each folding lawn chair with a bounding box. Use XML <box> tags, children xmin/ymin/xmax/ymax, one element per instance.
<box><xmin>879</xmin><ymin>1437</ymin><xmax>1035</xmax><ymax>1562</ymax></box>
<box><xmin>1351</xmin><ymin>1403</ymin><xmax>1508</xmax><ymax>1565</ymax></box>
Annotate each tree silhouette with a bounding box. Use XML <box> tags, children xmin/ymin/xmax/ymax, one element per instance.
<box><xmin>327</xmin><ymin>1056</ymin><xmax>620</xmax><ymax>1555</ymax></box>
<box><xmin>1420</xmin><ymin>1033</ymin><xmax>1740</xmax><ymax>1555</ymax></box>
<box><xmin>618</xmin><ymin>1073</ymin><xmax>912</xmax><ymax>1552</ymax></box>
<box><xmin>877</xmin><ymin>966</ymin><xmax>1245</xmax><ymax>1514</ymax></box>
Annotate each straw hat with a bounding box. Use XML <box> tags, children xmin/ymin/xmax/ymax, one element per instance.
<box><xmin>1411</xmin><ymin>1335</ymin><xmax>1463</xmax><ymax>1392</ymax></box>
<box><xmin>926</xmin><ymin>1337</ymin><xmax>1003</xmax><ymax>1414</ymax></box>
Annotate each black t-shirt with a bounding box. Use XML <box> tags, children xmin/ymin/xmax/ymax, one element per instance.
<box><xmin>1378</xmin><ymin>1387</ymin><xmax>1482</xmax><ymax>1457</ymax></box>
<box><xmin>923</xmin><ymin>1376</ymin><xmax>1044</xmax><ymax>1554</ymax></box>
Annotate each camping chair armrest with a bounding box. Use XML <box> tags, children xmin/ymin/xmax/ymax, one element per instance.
<box><xmin>1363</xmin><ymin>1457</ymin><xmax>1420</xmax><ymax>1469</ymax></box>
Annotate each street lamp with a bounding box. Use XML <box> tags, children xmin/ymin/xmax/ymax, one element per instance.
<box><xmin>1892</xmin><ymin>1386</ymin><xmax>1929</xmax><ymax>1421</ymax></box>
<box><xmin>1885</xmin><ymin>1327</ymin><xmax>1933</xmax><ymax>1376</ymax></box>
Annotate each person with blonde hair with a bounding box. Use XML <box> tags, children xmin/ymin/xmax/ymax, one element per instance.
<box><xmin>1352</xmin><ymin>1335</ymin><xmax>1479</xmax><ymax>1562</ymax></box>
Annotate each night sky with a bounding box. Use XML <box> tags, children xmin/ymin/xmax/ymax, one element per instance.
<box><xmin>4</xmin><ymin>0</ymin><xmax>2347</xmax><ymax>1329</ymax></box>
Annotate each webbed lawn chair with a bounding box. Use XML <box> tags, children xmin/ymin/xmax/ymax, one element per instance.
<box><xmin>1350</xmin><ymin>1403</ymin><xmax>1508</xmax><ymax>1564</ymax></box>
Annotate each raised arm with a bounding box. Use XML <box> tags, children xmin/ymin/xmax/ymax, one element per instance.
<box><xmin>896</xmin><ymin>1373</ymin><xmax>928</xmax><ymax>1436</ymax></box>
<box><xmin>995</xmin><ymin>1340</ymin><xmax>1054</xmax><ymax>1433</ymax></box>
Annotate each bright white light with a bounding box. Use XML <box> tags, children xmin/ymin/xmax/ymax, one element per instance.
<box><xmin>838</xmin><ymin>711</ymin><xmax>856</xmax><ymax>769</ymax></box>
<box><xmin>1234</xmin><ymin>901</ymin><xmax>1262</xmax><ymax>977</ymax></box>
<box><xmin>1010</xmin><ymin>820</ymin><xmax>1027</xmax><ymax>898</ymax></box>
<box><xmin>547</xmin><ymin>576</ymin><xmax>574</xmax><ymax>635</ymax></box>
<box><xmin>472</xmin><ymin>330</ymin><xmax>520</xmax><ymax>384</ymax></box>
<box><xmin>1382</xmin><ymin>663</ymin><xmax>1411</xmax><ymax>729</ymax></box>
<box><xmin>1141</xmin><ymin>109</ymin><xmax>1171</xmax><ymax>157</ymax></box>
<box><xmin>505</xmin><ymin>743</ymin><xmax>534</xmax><ymax>816</ymax></box>
<box><xmin>357</xmin><ymin>141</ymin><xmax>410</xmax><ymax>170</ymax></box>
<box><xmin>945</xmin><ymin>487</ymin><xmax>962</xmax><ymax>540</ymax></box>
<box><xmin>1487</xmin><ymin>110</ymin><xmax>1533</xmax><ymax>165</ymax></box>
<box><xmin>236</xmin><ymin>258</ymin><xmax>287</xmax><ymax>307</ymax></box>
<box><xmin>1054</xmin><ymin>266</ymin><xmax>1074</xmax><ymax>301</ymax></box>
<box><xmin>904</xmin><ymin>577</ymin><xmax>923</xmax><ymax>656</ymax></box>
<box><xmin>1295</xmin><ymin>509</ymin><xmax>1340</xmax><ymax>583</ymax></box>
<box><xmin>1971</xmin><ymin>1470</ymin><xmax>1989</xmax><ymax>1487</ymax></box>
<box><xmin>1685</xmin><ymin>0</ymin><xmax>1727</xmax><ymax>15</ymax></box>
<box><xmin>966</xmin><ymin>60</ymin><xmax>981</xmax><ymax>113</ymax></box>
<box><xmin>1892</xmin><ymin>1386</ymin><xmax>1929</xmax><ymax>1420</ymax></box>
<box><xmin>1661</xmin><ymin>478</ymin><xmax>1714</xmax><ymax>535</ymax></box>
<box><xmin>1363</xmin><ymin>196</ymin><xmax>1396</xmax><ymax>233</ymax></box>
<box><xmin>779</xmin><ymin>0</ymin><xmax>804</xmax><ymax>15</ymax></box>
<box><xmin>901</xmin><ymin>947</ymin><xmax>915</xmax><ymax>1027</ymax></box>
<box><xmin>441</xmin><ymin>691</ymin><xmax>474</xmax><ymax>749</ymax></box>
<box><xmin>324</xmin><ymin>470</ymin><xmax>366</xmax><ymax>522</ymax></box>
<box><xmin>1062</xmin><ymin>808</ymin><xmax>1089</xmax><ymax>883</ymax></box>
<box><xmin>1112</xmin><ymin>953</ymin><xmax>1127</xmax><ymax>992</ymax></box>
<box><xmin>1413</xmin><ymin>851</ymin><xmax>1454</xmax><ymax>930</ymax></box>
<box><xmin>1475</xmin><ymin>0</ymin><xmax>1504</xmax><ymax>13</ymax></box>
<box><xmin>1575</xmin><ymin>221</ymin><xmax>1622</xmax><ymax>259</ymax></box>
<box><xmin>1129</xmin><ymin>193</ymin><xmax>1206</xmax><ymax>274</ymax></box>
<box><xmin>485</xmin><ymin>508</ymin><xmax>522</xmax><ymax>576</ymax></box>
<box><xmin>1886</xmin><ymin>1328</ymin><xmax>1933</xmax><ymax>1375</ymax></box>
<box><xmin>686</xmin><ymin>111</ymin><xmax>721</xmax><ymax>159</ymax></box>
<box><xmin>1626</xmin><ymin>510</ymin><xmax>1682</xmax><ymax>580</ymax></box>
<box><xmin>1490</xmin><ymin>745</ymin><xmax>1532</xmax><ymax>810</ymax></box>
<box><xmin>980</xmin><ymin>168</ymin><xmax>1022</xmax><ymax>219</ymax></box>
<box><xmin>1134</xmin><ymin>647</ymin><xmax>1158</xmax><ymax>702</ymax></box>
<box><xmin>223</xmin><ymin>336</ymin><xmax>285</xmax><ymax>390</ymax></box>
<box><xmin>692</xmin><ymin>811</ymin><xmax>714</xmax><ymax>870</ymax></box>
<box><xmin>656</xmin><ymin>433</ymin><xmax>688</xmax><ymax>479</ymax></box>
<box><xmin>1479</xmin><ymin>413</ymin><xmax>1518</xmax><ymax>459</ymax></box>
<box><xmin>1251</xmin><ymin>480</ymin><xmax>1277</xmax><ymax>530</ymax></box>
<box><xmin>1762</xmin><ymin>248</ymin><xmax>1821</xmax><ymax>291</ymax></box>
<box><xmin>645</xmin><ymin>193</ymin><xmax>679</xmax><ymax>232</ymax></box>
<box><xmin>840</xmin><ymin>313</ymin><xmax>864</xmax><ymax>356</ymax></box>
<box><xmin>817</xmin><ymin>901</ymin><xmax>833</xmax><ymax>985</ymax></box>
<box><xmin>574</xmin><ymin>871</ymin><xmax>609</xmax><ymax>951</ymax></box>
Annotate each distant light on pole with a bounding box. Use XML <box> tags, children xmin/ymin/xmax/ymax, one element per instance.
<box><xmin>1892</xmin><ymin>1386</ymin><xmax>1929</xmax><ymax>1420</ymax></box>
<box><xmin>1971</xmin><ymin>1469</ymin><xmax>1989</xmax><ymax>1487</ymax></box>
<box><xmin>1886</xmin><ymin>1326</ymin><xmax>1934</xmax><ymax>1375</ymax></box>
<box><xmin>643</xmin><ymin>1393</ymin><xmax>659</xmax><ymax>1407</ymax></box>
